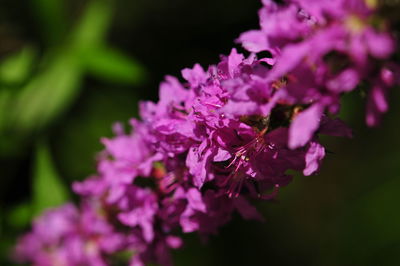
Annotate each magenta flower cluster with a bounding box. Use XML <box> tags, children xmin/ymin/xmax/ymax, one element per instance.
<box><xmin>15</xmin><ymin>0</ymin><xmax>398</xmax><ymax>265</ymax></box>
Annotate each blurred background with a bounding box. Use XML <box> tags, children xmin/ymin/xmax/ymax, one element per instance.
<box><xmin>0</xmin><ymin>0</ymin><xmax>399</xmax><ymax>265</ymax></box>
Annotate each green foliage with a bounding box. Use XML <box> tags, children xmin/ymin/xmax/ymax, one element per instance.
<box><xmin>71</xmin><ymin>0</ymin><xmax>113</xmax><ymax>48</ymax></box>
<box><xmin>0</xmin><ymin>46</ymin><xmax>37</xmax><ymax>86</ymax></box>
<box><xmin>32</xmin><ymin>141</ymin><xmax>70</xmax><ymax>216</ymax></box>
<box><xmin>84</xmin><ymin>45</ymin><xmax>147</xmax><ymax>84</ymax></box>
<box><xmin>0</xmin><ymin>0</ymin><xmax>145</xmax><ymax>156</ymax></box>
<box><xmin>10</xmin><ymin>50</ymin><xmax>83</xmax><ymax>133</ymax></box>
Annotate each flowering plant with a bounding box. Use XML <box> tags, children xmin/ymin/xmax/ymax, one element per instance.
<box><xmin>15</xmin><ymin>0</ymin><xmax>398</xmax><ymax>265</ymax></box>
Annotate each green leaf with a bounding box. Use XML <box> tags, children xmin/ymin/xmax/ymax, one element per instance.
<box><xmin>10</xmin><ymin>50</ymin><xmax>83</xmax><ymax>133</ymax></box>
<box><xmin>71</xmin><ymin>0</ymin><xmax>114</xmax><ymax>50</ymax></box>
<box><xmin>32</xmin><ymin>140</ymin><xmax>70</xmax><ymax>216</ymax></box>
<box><xmin>0</xmin><ymin>46</ymin><xmax>36</xmax><ymax>86</ymax></box>
<box><xmin>84</xmin><ymin>45</ymin><xmax>146</xmax><ymax>84</ymax></box>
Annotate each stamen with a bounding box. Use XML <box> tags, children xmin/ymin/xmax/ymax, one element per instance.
<box><xmin>224</xmin><ymin>129</ymin><xmax>268</xmax><ymax>198</ymax></box>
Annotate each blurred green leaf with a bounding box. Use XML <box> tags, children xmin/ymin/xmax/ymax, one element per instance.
<box><xmin>71</xmin><ymin>0</ymin><xmax>113</xmax><ymax>49</ymax></box>
<box><xmin>0</xmin><ymin>0</ymin><xmax>146</xmax><ymax>159</ymax></box>
<box><xmin>84</xmin><ymin>45</ymin><xmax>146</xmax><ymax>84</ymax></box>
<box><xmin>32</xmin><ymin>141</ymin><xmax>69</xmax><ymax>216</ymax></box>
<box><xmin>31</xmin><ymin>0</ymin><xmax>68</xmax><ymax>44</ymax></box>
<box><xmin>0</xmin><ymin>47</ymin><xmax>36</xmax><ymax>86</ymax></box>
<box><xmin>11</xmin><ymin>50</ymin><xmax>83</xmax><ymax>132</ymax></box>
<box><xmin>5</xmin><ymin>0</ymin><xmax>116</xmax><ymax>134</ymax></box>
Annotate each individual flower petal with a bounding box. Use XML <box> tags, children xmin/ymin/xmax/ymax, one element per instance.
<box><xmin>289</xmin><ymin>103</ymin><xmax>324</xmax><ymax>149</ymax></box>
<box><xmin>303</xmin><ymin>141</ymin><xmax>326</xmax><ymax>176</ymax></box>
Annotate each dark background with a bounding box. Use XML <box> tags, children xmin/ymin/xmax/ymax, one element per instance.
<box><xmin>0</xmin><ymin>0</ymin><xmax>399</xmax><ymax>265</ymax></box>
